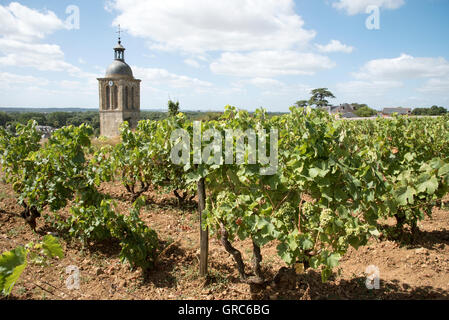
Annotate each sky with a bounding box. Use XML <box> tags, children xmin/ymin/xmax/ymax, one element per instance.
<box><xmin>0</xmin><ymin>0</ymin><xmax>448</xmax><ymax>112</ymax></box>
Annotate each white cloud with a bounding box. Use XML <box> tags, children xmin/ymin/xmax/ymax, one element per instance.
<box><xmin>336</xmin><ymin>80</ymin><xmax>403</xmax><ymax>96</ymax></box>
<box><xmin>233</xmin><ymin>78</ymin><xmax>285</xmax><ymax>89</ymax></box>
<box><xmin>210</xmin><ymin>51</ymin><xmax>335</xmax><ymax>78</ymax></box>
<box><xmin>0</xmin><ymin>38</ymin><xmax>80</xmax><ymax>74</ymax></box>
<box><xmin>0</xmin><ymin>84</ymin><xmax>97</xmax><ymax>108</ymax></box>
<box><xmin>109</xmin><ymin>0</ymin><xmax>316</xmax><ymax>53</ymax></box>
<box><xmin>184</xmin><ymin>58</ymin><xmax>201</xmax><ymax>68</ymax></box>
<box><xmin>335</xmin><ymin>80</ymin><xmax>404</xmax><ymax>108</ymax></box>
<box><xmin>261</xmin><ymin>83</ymin><xmax>312</xmax><ymax>97</ymax></box>
<box><xmin>0</xmin><ymin>3</ymin><xmax>88</xmax><ymax>78</ymax></box>
<box><xmin>57</xmin><ymin>79</ymin><xmax>98</xmax><ymax>96</ymax></box>
<box><xmin>0</xmin><ymin>2</ymin><xmax>66</xmax><ymax>41</ymax></box>
<box><xmin>354</xmin><ymin>54</ymin><xmax>449</xmax><ymax>81</ymax></box>
<box><xmin>418</xmin><ymin>78</ymin><xmax>449</xmax><ymax>95</ymax></box>
<box><xmin>247</xmin><ymin>78</ymin><xmax>285</xmax><ymax>88</ymax></box>
<box><xmin>59</xmin><ymin>80</ymin><xmax>83</xmax><ymax>89</ymax></box>
<box><xmin>332</xmin><ymin>0</ymin><xmax>405</xmax><ymax>15</ymax></box>
<box><xmin>133</xmin><ymin>66</ymin><xmax>213</xmax><ymax>89</ymax></box>
<box><xmin>0</xmin><ymin>71</ymin><xmax>49</xmax><ymax>86</ymax></box>
<box><xmin>336</xmin><ymin>54</ymin><xmax>449</xmax><ymax>108</ymax></box>
<box><xmin>316</xmin><ymin>40</ymin><xmax>354</xmax><ymax>53</ymax></box>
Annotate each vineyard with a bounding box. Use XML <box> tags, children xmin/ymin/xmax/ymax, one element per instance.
<box><xmin>1</xmin><ymin>106</ymin><xmax>449</xmax><ymax>300</ymax></box>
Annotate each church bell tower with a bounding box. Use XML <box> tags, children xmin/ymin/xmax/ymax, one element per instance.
<box><xmin>97</xmin><ymin>27</ymin><xmax>141</xmax><ymax>137</ymax></box>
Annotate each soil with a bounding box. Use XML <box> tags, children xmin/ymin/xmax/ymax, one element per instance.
<box><xmin>1</xmin><ymin>177</ymin><xmax>448</xmax><ymax>300</ymax></box>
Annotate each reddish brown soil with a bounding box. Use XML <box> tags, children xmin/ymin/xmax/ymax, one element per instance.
<box><xmin>1</xmin><ymin>178</ymin><xmax>448</xmax><ymax>300</ymax></box>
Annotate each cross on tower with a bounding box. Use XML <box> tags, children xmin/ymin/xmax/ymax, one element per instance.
<box><xmin>117</xmin><ymin>24</ymin><xmax>121</xmax><ymax>44</ymax></box>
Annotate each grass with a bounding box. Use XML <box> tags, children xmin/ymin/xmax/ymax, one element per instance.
<box><xmin>185</xmin><ymin>237</ymin><xmax>196</xmax><ymax>250</ymax></box>
<box><xmin>80</xmin><ymin>275</ymin><xmax>91</xmax><ymax>285</ymax></box>
<box><xmin>165</xmin><ymin>236</ymin><xmax>175</xmax><ymax>247</ymax></box>
<box><xmin>126</xmin><ymin>284</ymin><xmax>139</xmax><ymax>295</ymax></box>
<box><xmin>16</xmin><ymin>285</ymin><xmax>26</xmax><ymax>296</ymax></box>
<box><xmin>263</xmin><ymin>254</ymin><xmax>276</xmax><ymax>265</ymax></box>
<box><xmin>7</xmin><ymin>225</ymin><xmax>25</xmax><ymax>238</ymax></box>
<box><xmin>179</xmin><ymin>213</ymin><xmax>196</xmax><ymax>231</ymax></box>
<box><xmin>0</xmin><ymin>191</ymin><xmax>11</xmax><ymax>201</ymax></box>
<box><xmin>180</xmin><ymin>263</ymin><xmax>200</xmax><ymax>282</ymax></box>
<box><xmin>33</xmin><ymin>288</ymin><xmax>48</xmax><ymax>300</ymax></box>
<box><xmin>206</xmin><ymin>268</ymin><xmax>230</xmax><ymax>288</ymax></box>
<box><xmin>89</xmin><ymin>251</ymin><xmax>108</xmax><ymax>267</ymax></box>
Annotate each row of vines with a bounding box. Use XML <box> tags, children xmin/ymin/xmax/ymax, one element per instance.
<box><xmin>1</xmin><ymin>106</ymin><xmax>449</xmax><ymax>295</ymax></box>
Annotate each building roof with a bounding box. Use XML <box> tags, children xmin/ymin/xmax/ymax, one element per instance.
<box><xmin>328</xmin><ymin>106</ymin><xmax>340</xmax><ymax>114</ymax></box>
<box><xmin>105</xmin><ymin>59</ymin><xmax>133</xmax><ymax>78</ymax></box>
<box><xmin>328</xmin><ymin>104</ymin><xmax>355</xmax><ymax>114</ymax></box>
<box><xmin>341</xmin><ymin>112</ymin><xmax>358</xmax><ymax>118</ymax></box>
<box><xmin>36</xmin><ymin>125</ymin><xmax>55</xmax><ymax>131</ymax></box>
<box><xmin>114</xmin><ymin>42</ymin><xmax>125</xmax><ymax>51</ymax></box>
<box><xmin>383</xmin><ymin>107</ymin><xmax>411</xmax><ymax>114</ymax></box>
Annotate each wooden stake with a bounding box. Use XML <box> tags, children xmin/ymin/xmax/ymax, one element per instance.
<box><xmin>198</xmin><ymin>177</ymin><xmax>208</xmax><ymax>277</ymax></box>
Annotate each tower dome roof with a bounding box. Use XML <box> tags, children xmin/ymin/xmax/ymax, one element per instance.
<box><xmin>105</xmin><ymin>60</ymin><xmax>133</xmax><ymax>78</ymax></box>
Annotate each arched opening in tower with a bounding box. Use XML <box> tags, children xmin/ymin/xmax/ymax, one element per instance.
<box><xmin>113</xmin><ymin>86</ymin><xmax>118</xmax><ymax>110</ymax></box>
<box><xmin>124</xmin><ymin>86</ymin><xmax>129</xmax><ymax>110</ymax></box>
<box><xmin>131</xmin><ymin>87</ymin><xmax>135</xmax><ymax>110</ymax></box>
<box><xmin>106</xmin><ymin>85</ymin><xmax>110</xmax><ymax>110</ymax></box>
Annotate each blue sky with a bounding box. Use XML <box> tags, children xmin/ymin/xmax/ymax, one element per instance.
<box><xmin>0</xmin><ymin>0</ymin><xmax>448</xmax><ymax>112</ymax></box>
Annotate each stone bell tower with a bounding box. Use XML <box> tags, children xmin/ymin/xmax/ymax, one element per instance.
<box><xmin>97</xmin><ymin>29</ymin><xmax>141</xmax><ymax>137</ymax></box>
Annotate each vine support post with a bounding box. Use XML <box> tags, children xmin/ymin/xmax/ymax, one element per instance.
<box><xmin>198</xmin><ymin>177</ymin><xmax>209</xmax><ymax>277</ymax></box>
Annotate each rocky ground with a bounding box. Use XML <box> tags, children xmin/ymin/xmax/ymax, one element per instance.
<box><xmin>1</xmin><ymin>179</ymin><xmax>448</xmax><ymax>300</ymax></box>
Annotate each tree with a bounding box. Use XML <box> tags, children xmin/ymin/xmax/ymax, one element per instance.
<box><xmin>430</xmin><ymin>105</ymin><xmax>447</xmax><ymax>115</ymax></box>
<box><xmin>351</xmin><ymin>103</ymin><xmax>369</xmax><ymax>111</ymax></box>
<box><xmin>168</xmin><ymin>100</ymin><xmax>180</xmax><ymax>117</ymax></box>
<box><xmin>46</xmin><ymin>112</ymin><xmax>70</xmax><ymax>128</ymax></box>
<box><xmin>17</xmin><ymin>112</ymin><xmax>46</xmax><ymax>126</ymax></box>
<box><xmin>308</xmin><ymin>88</ymin><xmax>336</xmax><ymax>108</ymax></box>
<box><xmin>354</xmin><ymin>106</ymin><xmax>377</xmax><ymax>117</ymax></box>
<box><xmin>412</xmin><ymin>106</ymin><xmax>448</xmax><ymax>116</ymax></box>
<box><xmin>412</xmin><ymin>108</ymin><xmax>425</xmax><ymax>115</ymax></box>
<box><xmin>0</xmin><ymin>112</ymin><xmax>11</xmax><ymax>127</ymax></box>
<box><xmin>295</xmin><ymin>100</ymin><xmax>309</xmax><ymax>108</ymax></box>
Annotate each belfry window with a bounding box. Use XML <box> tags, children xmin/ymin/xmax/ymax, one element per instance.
<box><xmin>131</xmin><ymin>87</ymin><xmax>134</xmax><ymax>110</ymax></box>
<box><xmin>124</xmin><ymin>87</ymin><xmax>129</xmax><ymax>110</ymax></box>
<box><xmin>113</xmin><ymin>86</ymin><xmax>118</xmax><ymax>110</ymax></box>
<box><xmin>105</xmin><ymin>86</ymin><xmax>110</xmax><ymax>110</ymax></box>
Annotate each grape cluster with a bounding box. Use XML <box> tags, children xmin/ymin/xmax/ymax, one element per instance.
<box><xmin>302</xmin><ymin>202</ymin><xmax>316</xmax><ymax>217</ymax></box>
<box><xmin>319</xmin><ymin>208</ymin><xmax>333</xmax><ymax>228</ymax></box>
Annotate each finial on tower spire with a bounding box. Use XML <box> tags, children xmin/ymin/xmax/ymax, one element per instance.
<box><xmin>117</xmin><ymin>24</ymin><xmax>121</xmax><ymax>44</ymax></box>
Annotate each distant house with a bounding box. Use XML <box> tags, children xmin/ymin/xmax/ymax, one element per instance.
<box><xmin>328</xmin><ymin>103</ymin><xmax>355</xmax><ymax>115</ymax></box>
<box><xmin>36</xmin><ymin>125</ymin><xmax>56</xmax><ymax>139</ymax></box>
<box><xmin>382</xmin><ymin>107</ymin><xmax>411</xmax><ymax>116</ymax></box>
<box><xmin>328</xmin><ymin>106</ymin><xmax>340</xmax><ymax>114</ymax></box>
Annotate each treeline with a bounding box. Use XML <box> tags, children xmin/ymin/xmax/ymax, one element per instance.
<box><xmin>345</xmin><ymin>105</ymin><xmax>447</xmax><ymax>118</ymax></box>
<box><xmin>0</xmin><ymin>110</ymin><xmax>225</xmax><ymax>136</ymax></box>
<box><xmin>141</xmin><ymin>110</ymin><xmax>224</xmax><ymax>122</ymax></box>
<box><xmin>0</xmin><ymin>111</ymin><xmax>101</xmax><ymax>135</ymax></box>
<box><xmin>1</xmin><ymin>105</ymin><xmax>446</xmax><ymax>135</ymax></box>
<box><xmin>412</xmin><ymin>105</ymin><xmax>448</xmax><ymax>116</ymax></box>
